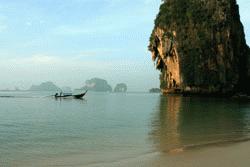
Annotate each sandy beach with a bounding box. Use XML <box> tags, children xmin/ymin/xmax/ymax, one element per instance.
<box><xmin>86</xmin><ymin>141</ymin><xmax>250</xmax><ymax>167</ymax></box>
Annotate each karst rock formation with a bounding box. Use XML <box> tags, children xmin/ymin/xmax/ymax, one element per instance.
<box><xmin>149</xmin><ymin>0</ymin><xmax>250</xmax><ymax>95</ymax></box>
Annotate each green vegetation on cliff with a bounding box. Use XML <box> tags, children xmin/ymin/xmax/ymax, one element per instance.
<box><xmin>149</xmin><ymin>0</ymin><xmax>250</xmax><ymax>95</ymax></box>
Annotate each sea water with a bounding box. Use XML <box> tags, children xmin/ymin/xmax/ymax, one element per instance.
<box><xmin>0</xmin><ymin>91</ymin><xmax>249</xmax><ymax>166</ymax></box>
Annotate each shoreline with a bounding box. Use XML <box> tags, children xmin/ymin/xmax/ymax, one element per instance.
<box><xmin>13</xmin><ymin>138</ymin><xmax>250</xmax><ymax>167</ymax></box>
<box><xmin>85</xmin><ymin>140</ymin><xmax>250</xmax><ymax>167</ymax></box>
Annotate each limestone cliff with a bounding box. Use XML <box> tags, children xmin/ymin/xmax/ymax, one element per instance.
<box><xmin>149</xmin><ymin>0</ymin><xmax>250</xmax><ymax>95</ymax></box>
<box><xmin>83</xmin><ymin>78</ymin><xmax>112</xmax><ymax>92</ymax></box>
<box><xmin>114</xmin><ymin>83</ymin><xmax>127</xmax><ymax>93</ymax></box>
<box><xmin>29</xmin><ymin>81</ymin><xmax>61</xmax><ymax>91</ymax></box>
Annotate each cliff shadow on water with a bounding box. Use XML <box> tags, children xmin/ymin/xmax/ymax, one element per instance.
<box><xmin>150</xmin><ymin>95</ymin><xmax>250</xmax><ymax>152</ymax></box>
<box><xmin>149</xmin><ymin>0</ymin><xmax>250</xmax><ymax>95</ymax></box>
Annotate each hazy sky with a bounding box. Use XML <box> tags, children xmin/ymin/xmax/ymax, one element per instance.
<box><xmin>0</xmin><ymin>0</ymin><xmax>249</xmax><ymax>91</ymax></box>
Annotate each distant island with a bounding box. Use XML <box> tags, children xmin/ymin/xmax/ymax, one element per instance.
<box><xmin>61</xmin><ymin>86</ymin><xmax>72</xmax><ymax>93</ymax></box>
<box><xmin>82</xmin><ymin>78</ymin><xmax>112</xmax><ymax>92</ymax></box>
<box><xmin>149</xmin><ymin>88</ymin><xmax>161</xmax><ymax>93</ymax></box>
<box><xmin>26</xmin><ymin>79</ymin><xmax>128</xmax><ymax>93</ymax></box>
<box><xmin>114</xmin><ymin>83</ymin><xmax>127</xmax><ymax>93</ymax></box>
<box><xmin>29</xmin><ymin>81</ymin><xmax>61</xmax><ymax>91</ymax></box>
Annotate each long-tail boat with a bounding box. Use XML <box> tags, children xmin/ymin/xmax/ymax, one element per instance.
<box><xmin>55</xmin><ymin>90</ymin><xmax>87</xmax><ymax>99</ymax></box>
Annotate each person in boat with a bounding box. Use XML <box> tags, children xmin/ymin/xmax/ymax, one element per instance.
<box><xmin>55</xmin><ymin>93</ymin><xmax>58</xmax><ymax>97</ymax></box>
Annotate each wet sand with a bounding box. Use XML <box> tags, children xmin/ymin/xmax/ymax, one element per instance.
<box><xmin>87</xmin><ymin>141</ymin><xmax>250</xmax><ymax>167</ymax></box>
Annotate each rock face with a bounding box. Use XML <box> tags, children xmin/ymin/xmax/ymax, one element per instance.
<box><xmin>83</xmin><ymin>78</ymin><xmax>112</xmax><ymax>92</ymax></box>
<box><xmin>149</xmin><ymin>0</ymin><xmax>250</xmax><ymax>95</ymax></box>
<box><xmin>29</xmin><ymin>81</ymin><xmax>61</xmax><ymax>91</ymax></box>
<box><xmin>114</xmin><ymin>83</ymin><xmax>127</xmax><ymax>93</ymax></box>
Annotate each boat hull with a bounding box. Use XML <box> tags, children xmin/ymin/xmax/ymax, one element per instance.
<box><xmin>54</xmin><ymin>91</ymin><xmax>87</xmax><ymax>99</ymax></box>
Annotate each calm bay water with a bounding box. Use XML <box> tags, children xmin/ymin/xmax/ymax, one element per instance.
<box><xmin>0</xmin><ymin>91</ymin><xmax>250</xmax><ymax>166</ymax></box>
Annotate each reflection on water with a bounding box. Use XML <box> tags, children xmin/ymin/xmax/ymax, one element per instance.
<box><xmin>151</xmin><ymin>95</ymin><xmax>250</xmax><ymax>152</ymax></box>
<box><xmin>150</xmin><ymin>95</ymin><xmax>181</xmax><ymax>150</ymax></box>
<box><xmin>0</xmin><ymin>92</ymin><xmax>250</xmax><ymax>166</ymax></box>
<box><xmin>0</xmin><ymin>92</ymin><xmax>159</xmax><ymax>166</ymax></box>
